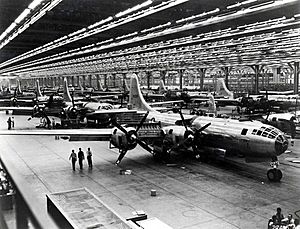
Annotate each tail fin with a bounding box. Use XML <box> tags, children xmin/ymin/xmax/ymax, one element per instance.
<box><xmin>63</xmin><ymin>78</ymin><xmax>72</xmax><ymax>102</ymax></box>
<box><xmin>78</xmin><ymin>80</ymin><xmax>84</xmax><ymax>94</ymax></box>
<box><xmin>123</xmin><ymin>78</ymin><xmax>130</xmax><ymax>92</ymax></box>
<box><xmin>128</xmin><ymin>73</ymin><xmax>155</xmax><ymax>112</ymax></box>
<box><xmin>216</xmin><ymin>78</ymin><xmax>234</xmax><ymax>99</ymax></box>
<box><xmin>0</xmin><ymin>84</ymin><xmax>3</xmax><ymax>92</ymax></box>
<box><xmin>17</xmin><ymin>79</ymin><xmax>22</xmax><ymax>94</ymax></box>
<box><xmin>36</xmin><ymin>80</ymin><xmax>42</xmax><ymax>97</ymax></box>
<box><xmin>207</xmin><ymin>93</ymin><xmax>217</xmax><ymax>116</ymax></box>
<box><xmin>158</xmin><ymin>80</ymin><xmax>167</xmax><ymax>93</ymax></box>
<box><xmin>97</xmin><ymin>80</ymin><xmax>104</xmax><ymax>91</ymax></box>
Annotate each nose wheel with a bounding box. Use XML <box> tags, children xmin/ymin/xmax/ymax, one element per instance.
<box><xmin>267</xmin><ymin>168</ymin><xmax>282</xmax><ymax>182</ymax></box>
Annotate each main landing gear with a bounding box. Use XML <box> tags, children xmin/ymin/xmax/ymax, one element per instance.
<box><xmin>267</xmin><ymin>157</ymin><xmax>282</xmax><ymax>182</ymax></box>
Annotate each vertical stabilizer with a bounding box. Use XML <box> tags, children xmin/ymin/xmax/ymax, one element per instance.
<box><xmin>17</xmin><ymin>79</ymin><xmax>22</xmax><ymax>94</ymax></box>
<box><xmin>128</xmin><ymin>73</ymin><xmax>156</xmax><ymax>112</ymax></box>
<box><xmin>0</xmin><ymin>84</ymin><xmax>3</xmax><ymax>92</ymax></box>
<box><xmin>97</xmin><ymin>80</ymin><xmax>104</xmax><ymax>91</ymax></box>
<box><xmin>158</xmin><ymin>80</ymin><xmax>167</xmax><ymax>93</ymax></box>
<box><xmin>63</xmin><ymin>78</ymin><xmax>72</xmax><ymax>102</ymax></box>
<box><xmin>124</xmin><ymin>78</ymin><xmax>130</xmax><ymax>92</ymax></box>
<box><xmin>79</xmin><ymin>80</ymin><xmax>84</xmax><ymax>94</ymax></box>
<box><xmin>216</xmin><ymin>78</ymin><xmax>234</xmax><ymax>99</ymax></box>
<box><xmin>36</xmin><ymin>80</ymin><xmax>43</xmax><ymax>97</ymax></box>
<box><xmin>207</xmin><ymin>93</ymin><xmax>217</xmax><ymax>115</ymax></box>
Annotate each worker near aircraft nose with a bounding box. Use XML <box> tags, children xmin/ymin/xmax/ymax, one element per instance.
<box><xmin>78</xmin><ymin>148</ymin><xmax>85</xmax><ymax>170</ymax></box>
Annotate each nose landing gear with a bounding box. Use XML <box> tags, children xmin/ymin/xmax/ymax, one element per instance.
<box><xmin>267</xmin><ymin>158</ymin><xmax>282</xmax><ymax>182</ymax></box>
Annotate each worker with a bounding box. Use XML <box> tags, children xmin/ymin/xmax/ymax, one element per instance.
<box><xmin>78</xmin><ymin>148</ymin><xmax>84</xmax><ymax>170</ymax></box>
<box><xmin>86</xmin><ymin>148</ymin><xmax>93</xmax><ymax>168</ymax></box>
<box><xmin>69</xmin><ymin>150</ymin><xmax>77</xmax><ymax>171</ymax></box>
<box><xmin>7</xmin><ymin>117</ymin><xmax>12</xmax><ymax>130</ymax></box>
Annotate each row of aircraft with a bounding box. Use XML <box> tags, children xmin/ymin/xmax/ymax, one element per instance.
<box><xmin>0</xmin><ymin>74</ymin><xmax>291</xmax><ymax>182</ymax></box>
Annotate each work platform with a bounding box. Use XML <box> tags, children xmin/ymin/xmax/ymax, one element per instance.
<box><xmin>47</xmin><ymin>188</ymin><xmax>134</xmax><ymax>229</ymax></box>
<box><xmin>0</xmin><ymin>112</ymin><xmax>300</xmax><ymax>228</ymax></box>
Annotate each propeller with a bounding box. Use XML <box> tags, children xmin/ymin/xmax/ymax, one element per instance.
<box><xmin>111</xmin><ymin>111</ymin><xmax>152</xmax><ymax>165</ymax></box>
<box><xmin>164</xmin><ymin>108</ymin><xmax>211</xmax><ymax>155</ymax></box>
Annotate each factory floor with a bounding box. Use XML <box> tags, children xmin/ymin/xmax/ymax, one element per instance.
<box><xmin>0</xmin><ymin>111</ymin><xmax>299</xmax><ymax>229</ymax></box>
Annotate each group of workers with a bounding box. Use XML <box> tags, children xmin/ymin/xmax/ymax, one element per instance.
<box><xmin>0</xmin><ymin>168</ymin><xmax>14</xmax><ymax>196</ymax></box>
<box><xmin>268</xmin><ymin>208</ymin><xmax>300</xmax><ymax>229</ymax></box>
<box><xmin>69</xmin><ymin>147</ymin><xmax>93</xmax><ymax>171</ymax></box>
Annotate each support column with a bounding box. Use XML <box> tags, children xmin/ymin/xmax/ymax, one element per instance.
<box><xmin>160</xmin><ymin>70</ymin><xmax>167</xmax><ymax>84</ymax></box>
<box><xmin>146</xmin><ymin>71</ymin><xmax>151</xmax><ymax>89</ymax></box>
<box><xmin>198</xmin><ymin>68</ymin><xmax>206</xmax><ymax>91</ymax></box>
<box><xmin>221</xmin><ymin>66</ymin><xmax>231</xmax><ymax>89</ymax></box>
<box><xmin>88</xmin><ymin>75</ymin><xmax>92</xmax><ymax>87</ymax></box>
<box><xmin>82</xmin><ymin>75</ymin><xmax>86</xmax><ymax>88</ymax></box>
<box><xmin>178</xmin><ymin>69</ymin><xmax>185</xmax><ymax>90</ymax></box>
<box><xmin>112</xmin><ymin>73</ymin><xmax>116</xmax><ymax>87</ymax></box>
<box><xmin>294</xmin><ymin>62</ymin><xmax>299</xmax><ymax>94</ymax></box>
<box><xmin>250</xmin><ymin>65</ymin><xmax>262</xmax><ymax>94</ymax></box>
<box><xmin>104</xmin><ymin>74</ymin><xmax>107</xmax><ymax>87</ymax></box>
<box><xmin>71</xmin><ymin>76</ymin><xmax>75</xmax><ymax>87</ymax></box>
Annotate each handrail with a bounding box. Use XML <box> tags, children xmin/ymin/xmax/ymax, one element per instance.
<box><xmin>0</xmin><ymin>151</ymin><xmax>60</xmax><ymax>229</ymax></box>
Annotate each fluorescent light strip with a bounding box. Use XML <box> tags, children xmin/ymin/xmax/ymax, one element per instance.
<box><xmin>1</xmin><ymin>21</ymin><xmax>299</xmax><ymax>74</ymax></box>
<box><xmin>0</xmin><ymin>0</ymin><xmax>62</xmax><ymax>49</ymax></box>
<box><xmin>3</xmin><ymin>28</ymin><xmax>298</xmax><ymax>75</ymax></box>
<box><xmin>0</xmin><ymin>0</ymin><xmax>188</xmax><ymax>69</ymax></box>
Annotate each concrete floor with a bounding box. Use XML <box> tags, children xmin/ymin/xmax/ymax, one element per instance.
<box><xmin>0</xmin><ymin>112</ymin><xmax>299</xmax><ymax>229</ymax></box>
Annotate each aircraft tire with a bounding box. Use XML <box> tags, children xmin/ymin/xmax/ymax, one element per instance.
<box><xmin>267</xmin><ymin>169</ymin><xmax>282</xmax><ymax>182</ymax></box>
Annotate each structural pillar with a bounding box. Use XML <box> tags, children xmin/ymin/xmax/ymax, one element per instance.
<box><xmin>252</xmin><ymin>65</ymin><xmax>260</xmax><ymax>94</ymax></box>
<box><xmin>198</xmin><ymin>68</ymin><xmax>206</xmax><ymax>91</ymax></box>
<box><xmin>112</xmin><ymin>73</ymin><xmax>116</xmax><ymax>87</ymax></box>
<box><xmin>221</xmin><ymin>66</ymin><xmax>231</xmax><ymax>89</ymax></box>
<box><xmin>178</xmin><ymin>69</ymin><xmax>185</xmax><ymax>90</ymax></box>
<box><xmin>71</xmin><ymin>76</ymin><xmax>75</xmax><ymax>87</ymax></box>
<box><xmin>104</xmin><ymin>74</ymin><xmax>107</xmax><ymax>87</ymax></box>
<box><xmin>294</xmin><ymin>62</ymin><xmax>299</xmax><ymax>94</ymax></box>
<box><xmin>88</xmin><ymin>75</ymin><xmax>92</xmax><ymax>87</ymax></box>
<box><xmin>82</xmin><ymin>75</ymin><xmax>86</xmax><ymax>88</ymax></box>
<box><xmin>146</xmin><ymin>71</ymin><xmax>151</xmax><ymax>89</ymax></box>
<box><xmin>160</xmin><ymin>70</ymin><xmax>167</xmax><ymax>84</ymax></box>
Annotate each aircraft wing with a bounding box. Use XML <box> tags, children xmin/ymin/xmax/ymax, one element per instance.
<box><xmin>191</xmin><ymin>98</ymin><xmax>240</xmax><ymax>106</ymax></box>
<box><xmin>0</xmin><ymin>128</ymin><xmax>112</xmax><ymax>140</ymax></box>
<box><xmin>84</xmin><ymin>109</ymin><xmax>138</xmax><ymax>118</ymax></box>
<box><xmin>0</xmin><ymin>107</ymin><xmax>33</xmax><ymax>111</ymax></box>
<box><xmin>149</xmin><ymin>100</ymin><xmax>184</xmax><ymax>106</ymax></box>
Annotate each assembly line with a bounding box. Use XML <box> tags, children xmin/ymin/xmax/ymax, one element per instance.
<box><xmin>0</xmin><ymin>0</ymin><xmax>300</xmax><ymax>228</ymax></box>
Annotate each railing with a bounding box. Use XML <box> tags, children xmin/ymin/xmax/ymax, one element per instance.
<box><xmin>0</xmin><ymin>153</ymin><xmax>60</xmax><ymax>229</ymax></box>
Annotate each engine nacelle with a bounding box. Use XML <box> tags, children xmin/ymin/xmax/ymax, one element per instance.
<box><xmin>161</xmin><ymin>126</ymin><xmax>194</xmax><ymax>149</ymax></box>
<box><xmin>110</xmin><ymin>127</ymin><xmax>138</xmax><ymax>151</ymax></box>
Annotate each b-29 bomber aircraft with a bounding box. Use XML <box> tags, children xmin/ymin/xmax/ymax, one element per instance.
<box><xmin>0</xmin><ymin>74</ymin><xmax>289</xmax><ymax>182</ymax></box>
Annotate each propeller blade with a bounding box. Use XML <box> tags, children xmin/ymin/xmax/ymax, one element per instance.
<box><xmin>111</xmin><ymin>119</ymin><xmax>128</xmax><ymax>135</ymax></box>
<box><xmin>178</xmin><ymin>109</ymin><xmax>188</xmax><ymax>131</ymax></box>
<box><xmin>197</xmin><ymin>122</ymin><xmax>211</xmax><ymax>133</ymax></box>
<box><xmin>136</xmin><ymin>139</ymin><xmax>153</xmax><ymax>153</ymax></box>
<box><xmin>71</xmin><ymin>91</ymin><xmax>75</xmax><ymax>107</ymax></box>
<box><xmin>136</xmin><ymin>111</ymin><xmax>149</xmax><ymax>132</ymax></box>
<box><xmin>115</xmin><ymin>150</ymin><xmax>127</xmax><ymax>165</ymax></box>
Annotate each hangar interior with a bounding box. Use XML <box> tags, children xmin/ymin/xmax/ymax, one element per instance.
<box><xmin>0</xmin><ymin>0</ymin><xmax>300</xmax><ymax>229</ymax></box>
<box><xmin>0</xmin><ymin>0</ymin><xmax>299</xmax><ymax>94</ymax></box>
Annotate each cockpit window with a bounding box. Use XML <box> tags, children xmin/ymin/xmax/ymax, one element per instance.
<box><xmin>252</xmin><ymin>129</ymin><xmax>257</xmax><ymax>135</ymax></box>
<box><xmin>254</xmin><ymin>126</ymin><xmax>280</xmax><ymax>139</ymax></box>
<box><xmin>241</xmin><ymin>128</ymin><xmax>248</xmax><ymax>135</ymax></box>
<box><xmin>262</xmin><ymin>131</ymin><xmax>268</xmax><ymax>137</ymax></box>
